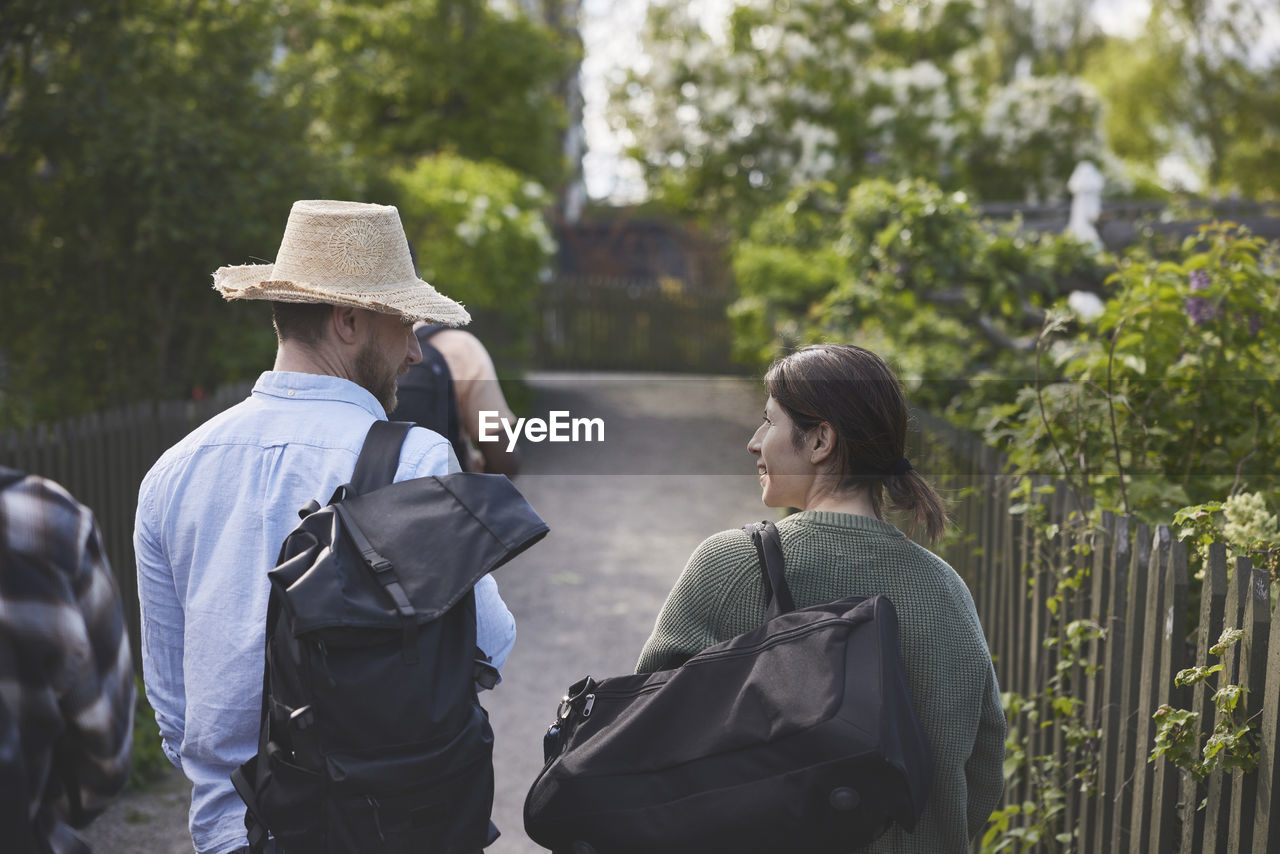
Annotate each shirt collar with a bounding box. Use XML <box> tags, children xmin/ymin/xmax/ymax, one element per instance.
<box><xmin>251</xmin><ymin>371</ymin><xmax>388</xmax><ymax>419</ymax></box>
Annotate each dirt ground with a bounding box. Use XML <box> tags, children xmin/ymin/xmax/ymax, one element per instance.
<box><xmin>82</xmin><ymin>372</ymin><xmax>767</xmax><ymax>854</ymax></box>
<box><xmin>81</xmin><ymin>766</ymin><xmax>195</xmax><ymax>854</ymax></box>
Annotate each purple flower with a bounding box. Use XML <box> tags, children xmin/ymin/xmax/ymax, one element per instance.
<box><xmin>1186</xmin><ymin>297</ymin><xmax>1217</xmax><ymax>324</ymax></box>
<box><xmin>1186</xmin><ymin>269</ymin><xmax>1218</xmax><ymax>324</ymax></box>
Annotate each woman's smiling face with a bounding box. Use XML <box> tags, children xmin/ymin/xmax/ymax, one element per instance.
<box><xmin>748</xmin><ymin>396</ymin><xmax>817</xmax><ymax>509</ymax></box>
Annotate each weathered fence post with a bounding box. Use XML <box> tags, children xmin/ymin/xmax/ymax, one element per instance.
<box><xmin>1183</xmin><ymin>544</ymin><xmax>1231</xmax><ymax>853</ymax></box>
<box><xmin>1092</xmin><ymin>513</ymin><xmax>1130</xmax><ymax>854</ymax></box>
<box><xmin>1081</xmin><ymin>511</ymin><xmax>1114</xmax><ymax>842</ymax></box>
<box><xmin>1226</xmin><ymin>566</ymin><xmax>1272</xmax><ymax>852</ymax></box>
<box><xmin>1203</xmin><ymin>556</ymin><xmax>1254</xmax><ymax>850</ymax></box>
<box><xmin>997</xmin><ymin>473</ymin><xmax>1019</xmax><ymax>693</ymax></box>
<box><xmin>978</xmin><ymin>445</ymin><xmax>1000</xmax><ymax>665</ymax></box>
<box><xmin>1057</xmin><ymin>498</ymin><xmax>1090</xmax><ymax>839</ymax></box>
<box><xmin>1130</xmin><ymin>526</ymin><xmax>1174</xmax><ymax>850</ymax></box>
<box><xmin>1251</xmin><ymin>590</ymin><xmax>1280</xmax><ymax>854</ymax></box>
<box><xmin>1149</xmin><ymin>530</ymin><xmax>1189</xmax><ymax>853</ymax></box>
<box><xmin>1112</xmin><ymin>520</ymin><xmax>1152</xmax><ymax>852</ymax></box>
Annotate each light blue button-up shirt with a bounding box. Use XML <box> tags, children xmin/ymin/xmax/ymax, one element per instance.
<box><xmin>135</xmin><ymin>372</ymin><xmax>517</xmax><ymax>854</ymax></box>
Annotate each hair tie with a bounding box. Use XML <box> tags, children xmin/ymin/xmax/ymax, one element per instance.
<box><xmin>851</xmin><ymin>457</ymin><xmax>913</xmax><ymax>478</ymax></box>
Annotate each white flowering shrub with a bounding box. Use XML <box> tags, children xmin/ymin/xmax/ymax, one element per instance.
<box><xmin>1223</xmin><ymin>492</ymin><xmax>1280</xmax><ymax>550</ymax></box>
<box><xmin>612</xmin><ymin>0</ymin><xmax>1115</xmax><ymax>218</ymax></box>
<box><xmin>974</xmin><ymin>75</ymin><xmax>1108</xmax><ymax>201</ymax></box>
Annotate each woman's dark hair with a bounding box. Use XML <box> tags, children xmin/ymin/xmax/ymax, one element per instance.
<box><xmin>271</xmin><ymin>301</ymin><xmax>334</xmax><ymax>347</ymax></box>
<box><xmin>764</xmin><ymin>344</ymin><xmax>947</xmax><ymax>543</ymax></box>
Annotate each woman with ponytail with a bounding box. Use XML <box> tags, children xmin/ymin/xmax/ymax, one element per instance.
<box><xmin>637</xmin><ymin>344</ymin><xmax>1006</xmax><ymax>853</ymax></box>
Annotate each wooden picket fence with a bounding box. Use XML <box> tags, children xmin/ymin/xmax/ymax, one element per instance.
<box><xmin>914</xmin><ymin>417</ymin><xmax>1280</xmax><ymax>853</ymax></box>
<box><xmin>0</xmin><ymin>383</ymin><xmax>253</xmax><ymax>670</ymax></box>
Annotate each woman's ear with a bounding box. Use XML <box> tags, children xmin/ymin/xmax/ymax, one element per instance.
<box><xmin>809</xmin><ymin>422</ymin><xmax>836</xmax><ymax>466</ymax></box>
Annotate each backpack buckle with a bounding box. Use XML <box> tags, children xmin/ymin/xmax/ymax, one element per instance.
<box><xmin>289</xmin><ymin>704</ymin><xmax>315</xmax><ymax>731</ymax></box>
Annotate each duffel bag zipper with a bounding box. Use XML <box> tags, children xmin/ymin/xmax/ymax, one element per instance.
<box><xmin>577</xmin><ymin>682</ymin><xmax>663</xmax><ymax>707</ymax></box>
<box><xmin>684</xmin><ymin>615</ymin><xmax>849</xmax><ymax>667</ymax></box>
<box><xmin>572</xmin><ymin>616</ymin><xmax>852</xmax><ymax>712</ymax></box>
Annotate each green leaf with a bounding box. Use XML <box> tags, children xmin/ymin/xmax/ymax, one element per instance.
<box><xmin>1210</xmin><ymin>628</ymin><xmax>1245</xmax><ymax>657</ymax></box>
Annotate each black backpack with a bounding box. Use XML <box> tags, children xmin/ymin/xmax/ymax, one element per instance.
<box><xmin>523</xmin><ymin>521</ymin><xmax>933</xmax><ymax>854</ymax></box>
<box><xmin>390</xmin><ymin>324</ymin><xmax>471</xmax><ymax>470</ymax></box>
<box><xmin>231</xmin><ymin>421</ymin><xmax>548</xmax><ymax>853</ymax></box>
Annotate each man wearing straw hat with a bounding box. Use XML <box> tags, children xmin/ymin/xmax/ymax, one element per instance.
<box><xmin>134</xmin><ymin>200</ymin><xmax>517</xmax><ymax>854</ymax></box>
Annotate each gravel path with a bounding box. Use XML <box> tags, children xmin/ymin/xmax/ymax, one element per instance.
<box><xmin>83</xmin><ymin>372</ymin><xmax>768</xmax><ymax>854</ymax></box>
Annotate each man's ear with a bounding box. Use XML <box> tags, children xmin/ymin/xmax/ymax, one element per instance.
<box><xmin>809</xmin><ymin>422</ymin><xmax>836</xmax><ymax>466</ymax></box>
<box><xmin>330</xmin><ymin>305</ymin><xmax>362</xmax><ymax>346</ymax></box>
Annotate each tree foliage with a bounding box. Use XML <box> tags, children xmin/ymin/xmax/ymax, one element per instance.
<box><xmin>729</xmin><ymin>178</ymin><xmax>1107</xmax><ymax>417</ymax></box>
<box><xmin>611</xmin><ymin>0</ymin><xmax>1114</xmax><ymax>228</ymax></box>
<box><xmin>0</xmin><ymin>0</ymin><xmax>331</xmax><ymax>424</ymax></box>
<box><xmin>1084</xmin><ymin>0</ymin><xmax>1280</xmax><ymax>193</ymax></box>
<box><xmin>392</xmin><ymin>153</ymin><xmax>557</xmax><ymax>366</ymax></box>
<box><xmin>612</xmin><ymin>0</ymin><xmax>1280</xmax><ymax>223</ymax></box>
<box><xmin>278</xmin><ymin>0</ymin><xmax>575</xmax><ymax>189</ymax></box>
<box><xmin>0</xmin><ymin>0</ymin><xmax>574</xmax><ymax>427</ymax></box>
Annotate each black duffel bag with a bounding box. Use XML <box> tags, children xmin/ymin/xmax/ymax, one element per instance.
<box><xmin>523</xmin><ymin>521</ymin><xmax>934</xmax><ymax>854</ymax></box>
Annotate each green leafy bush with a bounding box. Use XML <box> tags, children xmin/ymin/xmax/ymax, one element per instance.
<box><xmin>729</xmin><ymin>177</ymin><xmax>1108</xmax><ymax>421</ymax></box>
<box><xmin>984</xmin><ymin>223</ymin><xmax>1280</xmax><ymax>519</ymax></box>
<box><xmin>391</xmin><ymin>154</ymin><xmax>557</xmax><ymax>367</ymax></box>
<box><xmin>1151</xmin><ymin>627</ymin><xmax>1258</xmax><ymax>789</ymax></box>
<box><xmin>128</xmin><ymin>676</ymin><xmax>171</xmax><ymax>791</ymax></box>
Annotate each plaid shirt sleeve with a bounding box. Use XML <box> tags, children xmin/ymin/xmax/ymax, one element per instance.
<box><xmin>1</xmin><ymin>471</ymin><xmax>135</xmax><ymax>850</ymax></box>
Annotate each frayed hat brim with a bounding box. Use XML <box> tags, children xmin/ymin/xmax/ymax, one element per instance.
<box><xmin>212</xmin><ymin>263</ymin><xmax>471</xmax><ymax>326</ymax></box>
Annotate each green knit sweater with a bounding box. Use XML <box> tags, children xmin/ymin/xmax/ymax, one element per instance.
<box><xmin>636</xmin><ymin>511</ymin><xmax>1006</xmax><ymax>853</ymax></box>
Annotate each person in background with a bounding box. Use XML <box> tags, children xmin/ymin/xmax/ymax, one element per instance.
<box><xmin>1</xmin><ymin>467</ymin><xmax>134</xmax><ymax>854</ymax></box>
<box><xmin>637</xmin><ymin>344</ymin><xmax>1005</xmax><ymax>853</ymax></box>
<box><xmin>392</xmin><ymin>323</ymin><xmax>521</xmax><ymax>477</ymax></box>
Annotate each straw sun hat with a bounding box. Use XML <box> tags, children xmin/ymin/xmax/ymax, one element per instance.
<box><xmin>212</xmin><ymin>200</ymin><xmax>470</xmax><ymax>326</ymax></box>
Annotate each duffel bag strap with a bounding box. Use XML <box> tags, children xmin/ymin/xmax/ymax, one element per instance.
<box><xmin>746</xmin><ymin>520</ymin><xmax>795</xmax><ymax>619</ymax></box>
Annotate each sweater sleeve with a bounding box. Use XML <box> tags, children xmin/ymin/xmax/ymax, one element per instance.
<box><xmin>635</xmin><ymin>531</ymin><xmax>752</xmax><ymax>673</ymax></box>
<box><xmin>966</xmin><ymin>660</ymin><xmax>1008</xmax><ymax>838</ymax></box>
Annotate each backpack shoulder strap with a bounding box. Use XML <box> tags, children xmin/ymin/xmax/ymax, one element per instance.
<box><xmin>745</xmin><ymin>520</ymin><xmax>795</xmax><ymax>619</ymax></box>
<box><xmin>416</xmin><ymin>323</ymin><xmax>447</xmax><ymax>343</ymax></box>
<box><xmin>349</xmin><ymin>421</ymin><xmax>414</xmax><ymax>496</ymax></box>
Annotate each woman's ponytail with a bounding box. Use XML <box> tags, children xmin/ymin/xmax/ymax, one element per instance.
<box><xmin>884</xmin><ymin>469</ymin><xmax>947</xmax><ymax>545</ymax></box>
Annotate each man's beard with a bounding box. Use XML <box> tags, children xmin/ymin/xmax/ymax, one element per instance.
<box><xmin>354</xmin><ymin>340</ymin><xmax>399</xmax><ymax>414</ymax></box>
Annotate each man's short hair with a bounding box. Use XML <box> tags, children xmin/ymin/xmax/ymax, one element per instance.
<box><xmin>271</xmin><ymin>301</ymin><xmax>334</xmax><ymax>347</ymax></box>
